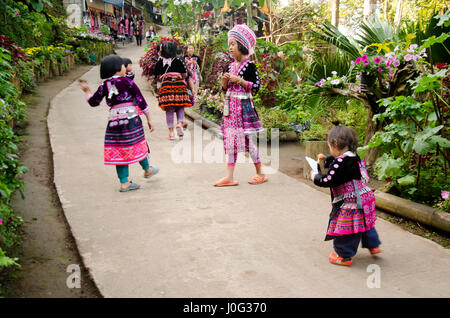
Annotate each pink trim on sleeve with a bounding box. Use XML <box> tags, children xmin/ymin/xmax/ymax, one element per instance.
<box><xmin>141</xmin><ymin>106</ymin><xmax>150</xmax><ymax>114</ymax></box>
<box><xmin>86</xmin><ymin>93</ymin><xmax>93</xmax><ymax>102</ymax></box>
<box><xmin>245</xmin><ymin>80</ymin><xmax>253</xmax><ymax>92</ymax></box>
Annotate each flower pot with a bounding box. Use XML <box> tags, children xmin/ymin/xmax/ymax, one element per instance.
<box><xmin>50</xmin><ymin>61</ymin><xmax>58</xmax><ymax>77</ymax></box>
<box><xmin>69</xmin><ymin>54</ymin><xmax>74</xmax><ymax>68</ymax></box>
<box><xmin>44</xmin><ymin>60</ymin><xmax>51</xmax><ymax>79</ymax></box>
<box><xmin>10</xmin><ymin>70</ymin><xmax>21</xmax><ymax>93</ymax></box>
<box><xmin>57</xmin><ymin>63</ymin><xmax>63</xmax><ymax>76</ymax></box>
<box><xmin>64</xmin><ymin>56</ymin><xmax>70</xmax><ymax>70</ymax></box>
<box><xmin>361</xmin><ymin>73</ymin><xmax>376</xmax><ymax>87</ymax></box>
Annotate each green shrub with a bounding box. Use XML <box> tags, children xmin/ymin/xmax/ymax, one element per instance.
<box><xmin>75</xmin><ymin>47</ymin><xmax>89</xmax><ymax>64</ymax></box>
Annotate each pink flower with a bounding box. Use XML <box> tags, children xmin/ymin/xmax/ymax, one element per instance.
<box><xmin>362</xmin><ymin>55</ymin><xmax>368</xmax><ymax>61</ymax></box>
<box><xmin>438</xmin><ymin>202</ymin><xmax>443</xmax><ymax>207</ymax></box>
<box><xmin>373</xmin><ymin>57</ymin><xmax>381</xmax><ymax>63</ymax></box>
<box><xmin>16</xmin><ymin>13</ymin><xmax>20</xmax><ymax>17</ymax></box>
<box><xmin>442</xmin><ymin>190</ymin><xmax>449</xmax><ymax>200</ymax></box>
<box><xmin>378</xmin><ymin>67</ymin><xmax>383</xmax><ymax>73</ymax></box>
<box><xmin>404</xmin><ymin>54</ymin><xmax>414</xmax><ymax>62</ymax></box>
<box><xmin>393</xmin><ymin>60</ymin><xmax>400</xmax><ymax>67</ymax></box>
<box><xmin>363</xmin><ymin>60</ymin><xmax>369</xmax><ymax>66</ymax></box>
<box><xmin>355</xmin><ymin>57</ymin><xmax>361</xmax><ymax>64</ymax></box>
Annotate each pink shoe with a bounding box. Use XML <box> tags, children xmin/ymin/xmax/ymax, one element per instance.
<box><xmin>169</xmin><ymin>134</ymin><xmax>175</xmax><ymax>140</ymax></box>
<box><xmin>176</xmin><ymin>123</ymin><xmax>184</xmax><ymax>138</ymax></box>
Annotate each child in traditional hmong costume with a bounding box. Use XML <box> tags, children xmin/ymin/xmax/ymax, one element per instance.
<box><xmin>311</xmin><ymin>126</ymin><xmax>382</xmax><ymax>266</ymax></box>
<box><xmin>154</xmin><ymin>41</ymin><xmax>192</xmax><ymax>140</ymax></box>
<box><xmin>123</xmin><ymin>57</ymin><xmax>135</xmax><ymax>80</ymax></box>
<box><xmin>80</xmin><ymin>55</ymin><xmax>159</xmax><ymax>192</ymax></box>
<box><xmin>184</xmin><ymin>44</ymin><xmax>201</xmax><ymax>98</ymax></box>
<box><xmin>122</xmin><ymin>57</ymin><xmax>143</xmax><ymax>115</ymax></box>
<box><xmin>214</xmin><ymin>24</ymin><xmax>267</xmax><ymax>187</ymax></box>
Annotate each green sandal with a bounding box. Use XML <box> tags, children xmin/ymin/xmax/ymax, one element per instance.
<box><xmin>120</xmin><ymin>181</ymin><xmax>140</xmax><ymax>192</ymax></box>
<box><xmin>144</xmin><ymin>166</ymin><xmax>159</xmax><ymax>179</ymax></box>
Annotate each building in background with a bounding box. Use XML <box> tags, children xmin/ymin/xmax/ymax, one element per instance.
<box><xmin>63</xmin><ymin>0</ymin><xmax>148</xmax><ymax>32</ymax></box>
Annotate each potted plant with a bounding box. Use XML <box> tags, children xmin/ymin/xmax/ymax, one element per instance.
<box><xmin>352</xmin><ymin>54</ymin><xmax>388</xmax><ymax>87</ymax></box>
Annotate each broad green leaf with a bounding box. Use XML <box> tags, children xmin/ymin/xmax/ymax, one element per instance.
<box><xmin>428</xmin><ymin>112</ymin><xmax>438</xmax><ymax>122</ymax></box>
<box><xmin>375</xmin><ymin>154</ymin><xmax>405</xmax><ymax>180</ymax></box>
<box><xmin>420</xmin><ymin>33</ymin><xmax>450</xmax><ymax>50</ymax></box>
<box><xmin>434</xmin><ymin>11</ymin><xmax>450</xmax><ymax>27</ymax></box>
<box><xmin>397</xmin><ymin>175</ymin><xmax>416</xmax><ymax>186</ymax></box>
<box><xmin>32</xmin><ymin>1</ymin><xmax>44</xmax><ymax>12</ymax></box>
<box><xmin>413</xmin><ymin>125</ymin><xmax>444</xmax><ymax>154</ymax></box>
<box><xmin>401</xmin><ymin>139</ymin><xmax>413</xmax><ymax>153</ymax></box>
<box><xmin>430</xmin><ymin>135</ymin><xmax>450</xmax><ymax>148</ymax></box>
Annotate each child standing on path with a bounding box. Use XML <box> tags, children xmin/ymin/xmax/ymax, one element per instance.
<box><xmin>311</xmin><ymin>126</ymin><xmax>381</xmax><ymax>266</ymax></box>
<box><xmin>80</xmin><ymin>55</ymin><xmax>159</xmax><ymax>192</ymax></box>
<box><xmin>214</xmin><ymin>24</ymin><xmax>267</xmax><ymax>187</ymax></box>
<box><xmin>122</xmin><ymin>57</ymin><xmax>143</xmax><ymax>115</ymax></box>
<box><xmin>154</xmin><ymin>41</ymin><xmax>192</xmax><ymax>140</ymax></box>
<box><xmin>123</xmin><ymin>57</ymin><xmax>135</xmax><ymax>80</ymax></box>
<box><xmin>184</xmin><ymin>44</ymin><xmax>201</xmax><ymax>98</ymax></box>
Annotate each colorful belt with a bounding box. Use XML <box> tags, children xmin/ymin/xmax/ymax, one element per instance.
<box><xmin>226</xmin><ymin>91</ymin><xmax>252</xmax><ymax>99</ymax></box>
<box><xmin>108</xmin><ymin>103</ymin><xmax>139</xmax><ymax>122</ymax></box>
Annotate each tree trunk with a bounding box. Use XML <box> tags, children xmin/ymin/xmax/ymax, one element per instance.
<box><xmin>384</xmin><ymin>0</ymin><xmax>389</xmax><ymax>20</ymax></box>
<box><xmin>363</xmin><ymin>103</ymin><xmax>382</xmax><ymax>170</ymax></box>
<box><xmin>364</xmin><ymin>0</ymin><xmax>378</xmax><ymax>18</ymax></box>
<box><xmin>329</xmin><ymin>0</ymin><xmax>339</xmax><ymax>28</ymax></box>
<box><xmin>394</xmin><ymin>0</ymin><xmax>403</xmax><ymax>26</ymax></box>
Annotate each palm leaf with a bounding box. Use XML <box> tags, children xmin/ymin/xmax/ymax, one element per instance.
<box><xmin>356</xmin><ymin>16</ymin><xmax>398</xmax><ymax>51</ymax></box>
<box><xmin>312</xmin><ymin>21</ymin><xmax>361</xmax><ymax>59</ymax></box>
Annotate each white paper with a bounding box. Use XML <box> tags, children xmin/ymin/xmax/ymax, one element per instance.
<box><xmin>305</xmin><ymin>156</ymin><xmax>319</xmax><ymax>175</ymax></box>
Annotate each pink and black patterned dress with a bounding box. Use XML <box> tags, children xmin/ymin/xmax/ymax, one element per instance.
<box><xmin>313</xmin><ymin>152</ymin><xmax>377</xmax><ymax>241</ymax></box>
<box><xmin>220</xmin><ymin>59</ymin><xmax>264</xmax><ymax>155</ymax></box>
<box><xmin>184</xmin><ymin>54</ymin><xmax>201</xmax><ymax>88</ymax></box>
<box><xmin>87</xmin><ymin>76</ymin><xmax>150</xmax><ymax>166</ymax></box>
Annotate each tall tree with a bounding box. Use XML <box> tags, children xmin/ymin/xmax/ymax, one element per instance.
<box><xmin>383</xmin><ymin>0</ymin><xmax>389</xmax><ymax>20</ymax></box>
<box><xmin>329</xmin><ymin>0</ymin><xmax>339</xmax><ymax>28</ymax></box>
<box><xmin>363</xmin><ymin>0</ymin><xmax>378</xmax><ymax>17</ymax></box>
<box><xmin>394</xmin><ymin>0</ymin><xmax>403</xmax><ymax>26</ymax></box>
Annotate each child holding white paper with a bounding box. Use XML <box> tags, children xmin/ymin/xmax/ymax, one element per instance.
<box><xmin>311</xmin><ymin>126</ymin><xmax>381</xmax><ymax>267</ymax></box>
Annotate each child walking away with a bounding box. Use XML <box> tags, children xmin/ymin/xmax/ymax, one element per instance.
<box><xmin>80</xmin><ymin>55</ymin><xmax>159</xmax><ymax>192</ymax></box>
<box><xmin>311</xmin><ymin>126</ymin><xmax>381</xmax><ymax>266</ymax></box>
<box><xmin>123</xmin><ymin>57</ymin><xmax>135</xmax><ymax>80</ymax></box>
<box><xmin>122</xmin><ymin>57</ymin><xmax>143</xmax><ymax>115</ymax></box>
<box><xmin>214</xmin><ymin>24</ymin><xmax>267</xmax><ymax>187</ymax></box>
<box><xmin>154</xmin><ymin>41</ymin><xmax>192</xmax><ymax>140</ymax></box>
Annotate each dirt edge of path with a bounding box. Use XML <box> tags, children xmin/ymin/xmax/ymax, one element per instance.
<box><xmin>4</xmin><ymin>65</ymin><xmax>102</xmax><ymax>298</ymax></box>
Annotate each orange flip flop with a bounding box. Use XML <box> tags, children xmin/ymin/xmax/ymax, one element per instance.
<box><xmin>328</xmin><ymin>252</ymin><xmax>353</xmax><ymax>266</ymax></box>
<box><xmin>369</xmin><ymin>247</ymin><xmax>382</xmax><ymax>255</ymax></box>
<box><xmin>214</xmin><ymin>177</ymin><xmax>239</xmax><ymax>187</ymax></box>
<box><xmin>248</xmin><ymin>175</ymin><xmax>268</xmax><ymax>185</ymax></box>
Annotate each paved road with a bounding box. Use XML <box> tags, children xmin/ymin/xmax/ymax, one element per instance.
<box><xmin>47</xmin><ymin>40</ymin><xmax>450</xmax><ymax>297</ymax></box>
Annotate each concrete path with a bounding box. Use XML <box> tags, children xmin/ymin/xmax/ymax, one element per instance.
<box><xmin>47</xmin><ymin>41</ymin><xmax>450</xmax><ymax>298</ymax></box>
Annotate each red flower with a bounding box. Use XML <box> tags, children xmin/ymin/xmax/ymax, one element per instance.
<box><xmin>436</xmin><ymin>62</ymin><xmax>448</xmax><ymax>70</ymax></box>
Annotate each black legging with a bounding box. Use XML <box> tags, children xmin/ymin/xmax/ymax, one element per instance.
<box><xmin>136</xmin><ymin>34</ymin><xmax>142</xmax><ymax>46</ymax></box>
